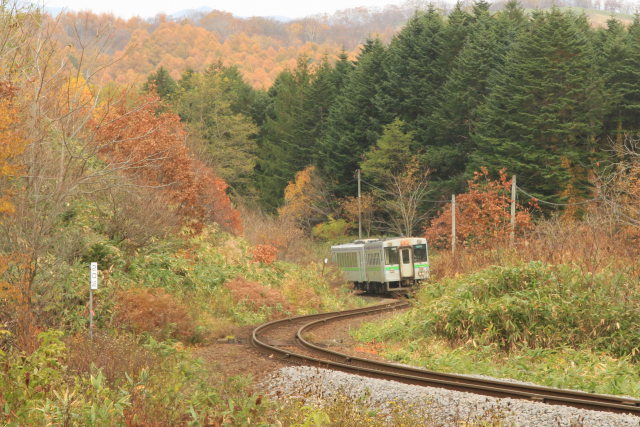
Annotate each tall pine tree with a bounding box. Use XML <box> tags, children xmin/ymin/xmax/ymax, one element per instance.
<box><xmin>377</xmin><ymin>7</ymin><xmax>445</xmax><ymax>144</ymax></box>
<box><xmin>426</xmin><ymin>1</ymin><xmax>526</xmax><ymax>196</ymax></box>
<box><xmin>257</xmin><ymin>55</ymin><xmax>354</xmax><ymax>209</ymax></box>
<box><xmin>470</xmin><ymin>8</ymin><xmax>604</xmax><ymax>203</ymax></box>
<box><xmin>318</xmin><ymin>39</ymin><xmax>390</xmax><ymax>198</ymax></box>
<box><xmin>257</xmin><ymin>58</ymin><xmax>313</xmax><ymax>209</ymax></box>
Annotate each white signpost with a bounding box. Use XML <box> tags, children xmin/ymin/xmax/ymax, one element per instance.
<box><xmin>89</xmin><ymin>262</ymin><xmax>98</xmax><ymax>339</ymax></box>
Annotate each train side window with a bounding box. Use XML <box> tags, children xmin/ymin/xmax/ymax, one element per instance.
<box><xmin>384</xmin><ymin>247</ymin><xmax>399</xmax><ymax>265</ymax></box>
<box><xmin>413</xmin><ymin>244</ymin><xmax>428</xmax><ymax>262</ymax></box>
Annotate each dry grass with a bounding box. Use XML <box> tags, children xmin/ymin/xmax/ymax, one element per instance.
<box><xmin>282</xmin><ymin>274</ymin><xmax>321</xmax><ymax>311</ymax></box>
<box><xmin>240</xmin><ymin>207</ymin><xmax>314</xmax><ymax>263</ymax></box>
<box><xmin>224</xmin><ymin>276</ymin><xmax>290</xmax><ymax>314</ymax></box>
<box><xmin>521</xmin><ymin>213</ymin><xmax>640</xmax><ymax>274</ymax></box>
<box><xmin>199</xmin><ymin>314</ymin><xmax>237</xmax><ymax>340</ymax></box>
<box><xmin>114</xmin><ymin>287</ymin><xmax>196</xmax><ymax>341</ymax></box>
<box><xmin>432</xmin><ymin>211</ymin><xmax>640</xmax><ymax>279</ymax></box>
<box><xmin>66</xmin><ymin>332</ymin><xmax>158</xmax><ymax>384</ymax></box>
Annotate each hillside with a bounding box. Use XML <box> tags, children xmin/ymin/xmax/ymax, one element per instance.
<box><xmin>2</xmin><ymin>0</ymin><xmax>640</xmax><ymax>423</ymax></box>
<box><xmin>53</xmin><ymin>0</ymin><xmax>638</xmax><ymax>88</ymax></box>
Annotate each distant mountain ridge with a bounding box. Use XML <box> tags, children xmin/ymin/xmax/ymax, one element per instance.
<box><xmin>170</xmin><ymin>6</ymin><xmax>214</xmax><ymax>19</ymax></box>
<box><xmin>50</xmin><ymin>0</ymin><xmax>638</xmax><ymax>89</ymax></box>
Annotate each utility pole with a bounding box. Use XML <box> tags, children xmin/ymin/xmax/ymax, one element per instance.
<box><xmin>357</xmin><ymin>169</ymin><xmax>362</xmax><ymax>239</ymax></box>
<box><xmin>510</xmin><ymin>175</ymin><xmax>516</xmax><ymax>246</ymax></box>
<box><xmin>451</xmin><ymin>194</ymin><xmax>456</xmax><ymax>254</ymax></box>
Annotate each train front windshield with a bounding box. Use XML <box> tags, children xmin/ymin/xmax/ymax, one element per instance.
<box><xmin>413</xmin><ymin>244</ymin><xmax>428</xmax><ymax>262</ymax></box>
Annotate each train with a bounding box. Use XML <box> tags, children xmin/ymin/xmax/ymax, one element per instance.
<box><xmin>330</xmin><ymin>237</ymin><xmax>430</xmax><ymax>293</ymax></box>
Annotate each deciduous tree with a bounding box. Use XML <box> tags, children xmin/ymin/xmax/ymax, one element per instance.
<box><xmin>277</xmin><ymin>165</ymin><xmax>332</xmax><ymax>231</ymax></box>
<box><xmin>425</xmin><ymin>168</ymin><xmax>534</xmax><ymax>249</ymax></box>
<box><xmin>0</xmin><ymin>82</ymin><xmax>25</xmax><ymax>216</ymax></box>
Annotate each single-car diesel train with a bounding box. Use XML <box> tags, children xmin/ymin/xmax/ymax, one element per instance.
<box><xmin>330</xmin><ymin>237</ymin><xmax>429</xmax><ymax>293</ymax></box>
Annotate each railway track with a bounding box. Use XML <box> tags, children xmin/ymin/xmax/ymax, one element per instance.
<box><xmin>252</xmin><ymin>302</ymin><xmax>640</xmax><ymax>416</ymax></box>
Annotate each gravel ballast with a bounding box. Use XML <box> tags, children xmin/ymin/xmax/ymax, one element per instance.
<box><xmin>262</xmin><ymin>366</ymin><xmax>639</xmax><ymax>426</ymax></box>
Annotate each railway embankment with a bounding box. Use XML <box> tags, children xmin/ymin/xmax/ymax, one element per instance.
<box><xmin>351</xmin><ymin>262</ymin><xmax>640</xmax><ymax>400</ymax></box>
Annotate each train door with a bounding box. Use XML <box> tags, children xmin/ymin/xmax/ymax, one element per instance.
<box><xmin>399</xmin><ymin>247</ymin><xmax>414</xmax><ymax>278</ymax></box>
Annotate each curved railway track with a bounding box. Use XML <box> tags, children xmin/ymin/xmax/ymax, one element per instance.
<box><xmin>252</xmin><ymin>302</ymin><xmax>640</xmax><ymax>416</ymax></box>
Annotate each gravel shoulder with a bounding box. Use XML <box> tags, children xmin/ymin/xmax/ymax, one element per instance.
<box><xmin>262</xmin><ymin>366</ymin><xmax>640</xmax><ymax>426</ymax></box>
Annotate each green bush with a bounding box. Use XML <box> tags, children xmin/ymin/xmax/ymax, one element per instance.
<box><xmin>0</xmin><ymin>330</ymin><xmax>277</xmax><ymax>425</ymax></box>
<box><xmin>406</xmin><ymin>262</ymin><xmax>640</xmax><ymax>358</ymax></box>
<box><xmin>312</xmin><ymin>216</ymin><xmax>352</xmax><ymax>240</ymax></box>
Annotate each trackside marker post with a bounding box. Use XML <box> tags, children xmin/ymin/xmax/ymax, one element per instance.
<box><xmin>510</xmin><ymin>175</ymin><xmax>516</xmax><ymax>246</ymax></box>
<box><xmin>90</xmin><ymin>262</ymin><xmax>98</xmax><ymax>339</ymax></box>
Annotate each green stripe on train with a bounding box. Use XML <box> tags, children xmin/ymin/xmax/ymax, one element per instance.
<box><xmin>415</xmin><ymin>263</ymin><xmax>429</xmax><ymax>268</ymax></box>
<box><xmin>384</xmin><ymin>266</ymin><xmax>400</xmax><ymax>271</ymax></box>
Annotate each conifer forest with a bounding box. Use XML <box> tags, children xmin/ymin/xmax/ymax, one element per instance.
<box><xmin>2</xmin><ymin>0</ymin><xmax>640</xmax><ymax>424</ymax></box>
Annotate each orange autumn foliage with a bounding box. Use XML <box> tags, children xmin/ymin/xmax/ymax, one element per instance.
<box><xmin>278</xmin><ymin>166</ymin><xmax>316</xmax><ymax>219</ymax></box>
<box><xmin>425</xmin><ymin>168</ymin><xmax>535</xmax><ymax>249</ymax></box>
<box><xmin>278</xmin><ymin>165</ymin><xmax>329</xmax><ymax>230</ymax></box>
<box><xmin>0</xmin><ymin>81</ymin><xmax>26</xmax><ymax>216</ymax></box>
<box><xmin>95</xmin><ymin>91</ymin><xmax>241</xmax><ymax>233</ymax></box>
<box><xmin>114</xmin><ymin>287</ymin><xmax>195</xmax><ymax>341</ymax></box>
<box><xmin>224</xmin><ymin>276</ymin><xmax>290</xmax><ymax>314</ymax></box>
<box><xmin>251</xmin><ymin>244</ymin><xmax>278</xmax><ymax>264</ymax></box>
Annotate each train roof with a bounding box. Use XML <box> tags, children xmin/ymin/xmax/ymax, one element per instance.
<box><xmin>331</xmin><ymin>237</ymin><xmax>427</xmax><ymax>250</ymax></box>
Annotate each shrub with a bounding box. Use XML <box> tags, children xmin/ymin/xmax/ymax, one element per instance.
<box><xmin>224</xmin><ymin>277</ymin><xmax>289</xmax><ymax>313</ymax></box>
<box><xmin>241</xmin><ymin>207</ymin><xmax>312</xmax><ymax>263</ymax></box>
<box><xmin>251</xmin><ymin>244</ymin><xmax>278</xmax><ymax>264</ymax></box>
<box><xmin>312</xmin><ymin>216</ymin><xmax>352</xmax><ymax>240</ymax></box>
<box><xmin>81</xmin><ymin>241</ymin><xmax>121</xmax><ymax>267</ymax></box>
<box><xmin>413</xmin><ymin>262</ymin><xmax>640</xmax><ymax>358</ymax></box>
<box><xmin>114</xmin><ymin>288</ymin><xmax>195</xmax><ymax>341</ymax></box>
<box><xmin>66</xmin><ymin>333</ymin><xmax>158</xmax><ymax>384</ymax></box>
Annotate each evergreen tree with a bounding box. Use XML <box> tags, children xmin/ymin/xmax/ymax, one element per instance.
<box><xmin>378</xmin><ymin>7</ymin><xmax>445</xmax><ymax>143</ymax></box>
<box><xmin>470</xmin><ymin>8</ymin><xmax>604</xmax><ymax>203</ymax></box>
<box><xmin>304</xmin><ymin>56</ymin><xmax>352</xmax><ymax>165</ymax></box>
<box><xmin>143</xmin><ymin>67</ymin><xmax>177</xmax><ymax>100</ymax></box>
<box><xmin>257</xmin><ymin>54</ymin><xmax>354</xmax><ymax>209</ymax></box>
<box><xmin>426</xmin><ymin>1</ymin><xmax>526</xmax><ymax>196</ymax></box>
<box><xmin>595</xmin><ymin>18</ymin><xmax>630</xmax><ymax>147</ymax></box>
<box><xmin>257</xmin><ymin>58</ymin><xmax>313</xmax><ymax>210</ymax></box>
<box><xmin>437</xmin><ymin>2</ymin><xmax>473</xmax><ymax>75</ymax></box>
<box><xmin>360</xmin><ymin>119</ymin><xmax>417</xmax><ymax>188</ymax></box>
<box><xmin>175</xmin><ymin>70</ymin><xmax>258</xmax><ymax>193</ymax></box>
<box><xmin>318</xmin><ymin>39</ymin><xmax>390</xmax><ymax>198</ymax></box>
<box><xmin>615</xmin><ymin>16</ymin><xmax>640</xmax><ymax>133</ymax></box>
<box><xmin>331</xmin><ymin>51</ymin><xmax>354</xmax><ymax>93</ymax></box>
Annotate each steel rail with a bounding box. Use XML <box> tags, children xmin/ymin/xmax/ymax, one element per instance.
<box><xmin>297</xmin><ymin>310</ymin><xmax>640</xmax><ymax>415</ymax></box>
<box><xmin>252</xmin><ymin>303</ymin><xmax>640</xmax><ymax>416</ymax></box>
<box><xmin>252</xmin><ymin>301</ymin><xmax>409</xmax><ymax>359</ymax></box>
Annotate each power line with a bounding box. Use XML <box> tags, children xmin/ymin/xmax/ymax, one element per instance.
<box><xmin>359</xmin><ymin>177</ymin><xmax>450</xmax><ymax>203</ymax></box>
<box><xmin>516</xmin><ymin>185</ymin><xmax>601</xmax><ymax>207</ymax></box>
<box><xmin>354</xmin><ymin>174</ymin><xmax>599</xmax><ymax>207</ymax></box>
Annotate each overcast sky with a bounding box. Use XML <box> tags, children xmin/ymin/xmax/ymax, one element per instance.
<box><xmin>44</xmin><ymin>0</ymin><xmax>404</xmax><ymax>19</ymax></box>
